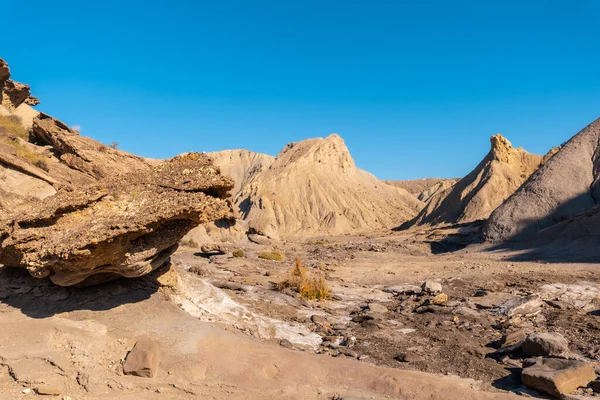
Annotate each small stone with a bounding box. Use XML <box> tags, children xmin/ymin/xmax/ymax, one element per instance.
<box><xmin>430</xmin><ymin>293</ymin><xmax>448</xmax><ymax>305</ymax></box>
<box><xmin>351</xmin><ymin>315</ymin><xmax>374</xmax><ymax>323</ymax></box>
<box><xmin>338</xmin><ymin>348</ymin><xmax>358</xmax><ymax>358</ymax></box>
<box><xmin>123</xmin><ymin>339</ymin><xmax>160</xmax><ymax>378</ymax></box>
<box><xmin>421</xmin><ymin>281</ymin><xmax>442</xmax><ymax>294</ymax></box>
<box><xmin>36</xmin><ymin>385</ymin><xmax>62</xmax><ymax>396</ymax></box>
<box><xmin>522</xmin><ymin>357</ymin><xmax>596</xmax><ymax>397</ymax></box>
<box><xmin>522</xmin><ymin>332</ymin><xmax>569</xmax><ymax>357</ymax></box>
<box><xmin>396</xmin><ymin>352</ymin><xmax>424</xmax><ymax>363</ymax></box>
<box><xmin>22</xmin><ymin>388</ymin><xmax>32</xmax><ymax>394</ymax></box>
<box><xmin>367</xmin><ymin>303</ymin><xmax>388</xmax><ymax>314</ymax></box>
<box><xmin>311</xmin><ymin>315</ymin><xmax>329</xmax><ymax>326</ymax></box>
<box><xmin>279</xmin><ymin>339</ymin><xmax>294</xmax><ymax>349</ymax></box>
<box><xmin>453</xmin><ymin>306</ymin><xmax>479</xmax><ymax>317</ymax></box>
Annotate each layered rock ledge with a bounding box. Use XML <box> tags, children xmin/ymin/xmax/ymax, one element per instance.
<box><xmin>0</xmin><ymin>153</ymin><xmax>234</xmax><ymax>286</ymax></box>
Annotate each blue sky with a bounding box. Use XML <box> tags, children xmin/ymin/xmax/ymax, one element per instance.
<box><xmin>3</xmin><ymin>0</ymin><xmax>599</xmax><ymax>179</ymax></box>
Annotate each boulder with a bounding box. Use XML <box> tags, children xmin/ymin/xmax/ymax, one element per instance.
<box><xmin>123</xmin><ymin>339</ymin><xmax>161</xmax><ymax>378</ymax></box>
<box><xmin>521</xmin><ymin>357</ymin><xmax>596</xmax><ymax>397</ymax></box>
<box><xmin>367</xmin><ymin>303</ymin><xmax>388</xmax><ymax>314</ymax></box>
<box><xmin>0</xmin><ymin>153</ymin><xmax>234</xmax><ymax>286</ymax></box>
<box><xmin>522</xmin><ymin>332</ymin><xmax>569</xmax><ymax>357</ymax></box>
<box><xmin>501</xmin><ymin>296</ymin><xmax>543</xmax><ymax>317</ymax></box>
<box><xmin>422</xmin><ymin>281</ymin><xmax>442</xmax><ymax>294</ymax></box>
<box><xmin>499</xmin><ymin>329</ymin><xmax>527</xmax><ymax>352</ymax></box>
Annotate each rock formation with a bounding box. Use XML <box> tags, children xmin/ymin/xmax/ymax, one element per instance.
<box><xmin>234</xmin><ymin>134</ymin><xmax>422</xmax><ymax>239</ymax></box>
<box><xmin>0</xmin><ymin>59</ymin><xmax>38</xmax><ymax>109</ymax></box>
<box><xmin>484</xmin><ymin>118</ymin><xmax>600</xmax><ymax>242</ymax></box>
<box><xmin>0</xmin><ymin>58</ymin><xmax>154</xmax><ymax>217</ymax></box>
<box><xmin>0</xmin><ymin>153</ymin><xmax>234</xmax><ymax>286</ymax></box>
<box><xmin>209</xmin><ymin>149</ymin><xmax>275</xmax><ymax>198</ymax></box>
<box><xmin>31</xmin><ymin>112</ymin><xmax>151</xmax><ymax>182</ymax></box>
<box><xmin>385</xmin><ymin>178</ymin><xmax>458</xmax><ymax>202</ymax></box>
<box><xmin>403</xmin><ymin>134</ymin><xmax>542</xmax><ymax>228</ymax></box>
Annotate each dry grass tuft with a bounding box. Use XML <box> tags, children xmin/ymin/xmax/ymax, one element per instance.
<box><xmin>258</xmin><ymin>251</ymin><xmax>284</xmax><ymax>261</ymax></box>
<box><xmin>277</xmin><ymin>258</ymin><xmax>329</xmax><ymax>300</ymax></box>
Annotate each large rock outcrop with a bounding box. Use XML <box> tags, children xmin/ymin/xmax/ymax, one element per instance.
<box><xmin>235</xmin><ymin>134</ymin><xmax>422</xmax><ymax>239</ymax></box>
<box><xmin>0</xmin><ymin>58</ymin><xmax>155</xmax><ymax>218</ymax></box>
<box><xmin>0</xmin><ymin>58</ymin><xmax>38</xmax><ymax>109</ymax></box>
<box><xmin>0</xmin><ymin>153</ymin><xmax>234</xmax><ymax>286</ymax></box>
<box><xmin>403</xmin><ymin>134</ymin><xmax>542</xmax><ymax>228</ymax></box>
<box><xmin>484</xmin><ymin>118</ymin><xmax>600</xmax><ymax>242</ymax></box>
<box><xmin>31</xmin><ymin>113</ymin><xmax>151</xmax><ymax>182</ymax></box>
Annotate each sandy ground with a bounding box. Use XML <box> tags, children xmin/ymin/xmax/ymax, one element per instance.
<box><xmin>0</xmin><ymin>225</ymin><xmax>598</xmax><ymax>399</ymax></box>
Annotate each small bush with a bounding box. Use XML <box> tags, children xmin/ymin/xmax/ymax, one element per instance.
<box><xmin>180</xmin><ymin>238</ymin><xmax>199</xmax><ymax>248</ymax></box>
<box><xmin>110</xmin><ymin>141</ymin><xmax>119</xmax><ymax>149</ymax></box>
<box><xmin>277</xmin><ymin>258</ymin><xmax>329</xmax><ymax>300</ymax></box>
<box><xmin>34</xmin><ymin>159</ymin><xmax>50</xmax><ymax>172</ymax></box>
<box><xmin>232</xmin><ymin>249</ymin><xmax>245</xmax><ymax>258</ymax></box>
<box><xmin>258</xmin><ymin>251</ymin><xmax>285</xmax><ymax>261</ymax></box>
<box><xmin>188</xmin><ymin>265</ymin><xmax>206</xmax><ymax>276</ymax></box>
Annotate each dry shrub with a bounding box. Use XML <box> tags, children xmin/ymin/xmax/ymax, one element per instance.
<box><xmin>11</xmin><ymin>140</ymin><xmax>50</xmax><ymax>171</ymax></box>
<box><xmin>277</xmin><ymin>258</ymin><xmax>329</xmax><ymax>300</ymax></box>
<box><xmin>232</xmin><ymin>249</ymin><xmax>245</xmax><ymax>258</ymax></box>
<box><xmin>258</xmin><ymin>251</ymin><xmax>284</xmax><ymax>261</ymax></box>
<box><xmin>0</xmin><ymin>114</ymin><xmax>28</xmax><ymax>140</ymax></box>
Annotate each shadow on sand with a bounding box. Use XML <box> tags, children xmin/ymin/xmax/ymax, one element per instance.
<box><xmin>0</xmin><ymin>265</ymin><xmax>161</xmax><ymax>319</ymax></box>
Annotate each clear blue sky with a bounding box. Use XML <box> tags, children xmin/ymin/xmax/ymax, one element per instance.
<box><xmin>3</xmin><ymin>1</ymin><xmax>599</xmax><ymax>180</ymax></box>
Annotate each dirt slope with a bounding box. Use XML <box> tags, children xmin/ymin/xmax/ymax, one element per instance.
<box><xmin>484</xmin><ymin>118</ymin><xmax>600</xmax><ymax>242</ymax></box>
<box><xmin>209</xmin><ymin>149</ymin><xmax>275</xmax><ymax>197</ymax></box>
<box><xmin>404</xmin><ymin>134</ymin><xmax>542</xmax><ymax>228</ymax></box>
<box><xmin>236</xmin><ymin>134</ymin><xmax>423</xmax><ymax>239</ymax></box>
